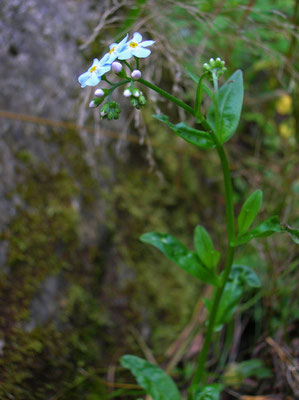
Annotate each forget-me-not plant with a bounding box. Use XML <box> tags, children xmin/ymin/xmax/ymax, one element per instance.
<box><xmin>77</xmin><ymin>39</ymin><xmax>298</xmax><ymax>399</ymax></box>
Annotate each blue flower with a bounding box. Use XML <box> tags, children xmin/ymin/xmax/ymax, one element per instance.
<box><xmin>118</xmin><ymin>32</ymin><xmax>155</xmax><ymax>60</ymax></box>
<box><xmin>78</xmin><ymin>54</ymin><xmax>111</xmax><ymax>88</ymax></box>
<box><xmin>106</xmin><ymin>34</ymin><xmax>129</xmax><ymax>64</ymax></box>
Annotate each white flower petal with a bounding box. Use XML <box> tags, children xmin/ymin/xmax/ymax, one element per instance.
<box><xmin>109</xmin><ymin>42</ymin><xmax>117</xmax><ymax>50</ymax></box>
<box><xmin>96</xmin><ymin>65</ymin><xmax>111</xmax><ymax>76</ymax></box>
<box><xmin>84</xmin><ymin>73</ymin><xmax>101</xmax><ymax>87</ymax></box>
<box><xmin>132</xmin><ymin>32</ymin><xmax>142</xmax><ymax>43</ymax></box>
<box><xmin>140</xmin><ymin>40</ymin><xmax>155</xmax><ymax>47</ymax></box>
<box><xmin>133</xmin><ymin>47</ymin><xmax>151</xmax><ymax>58</ymax></box>
<box><xmin>117</xmin><ymin>49</ymin><xmax>133</xmax><ymax>60</ymax></box>
<box><xmin>117</xmin><ymin>33</ymin><xmax>128</xmax><ymax>49</ymax></box>
<box><xmin>99</xmin><ymin>53</ymin><xmax>110</xmax><ymax>65</ymax></box>
<box><xmin>91</xmin><ymin>58</ymin><xmax>100</xmax><ymax>67</ymax></box>
<box><xmin>78</xmin><ymin>71</ymin><xmax>91</xmax><ymax>88</ymax></box>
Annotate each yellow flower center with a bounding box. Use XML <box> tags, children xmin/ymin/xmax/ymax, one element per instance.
<box><xmin>109</xmin><ymin>46</ymin><xmax>115</xmax><ymax>54</ymax></box>
<box><xmin>129</xmin><ymin>42</ymin><xmax>138</xmax><ymax>48</ymax></box>
<box><xmin>90</xmin><ymin>66</ymin><xmax>97</xmax><ymax>73</ymax></box>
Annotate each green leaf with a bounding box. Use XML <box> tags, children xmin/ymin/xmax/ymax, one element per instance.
<box><xmin>140</xmin><ymin>232</ymin><xmax>219</xmax><ymax>286</ymax></box>
<box><xmin>230</xmin><ymin>264</ymin><xmax>261</xmax><ymax>288</ymax></box>
<box><xmin>283</xmin><ymin>225</ymin><xmax>299</xmax><ymax>244</ymax></box>
<box><xmin>204</xmin><ymin>277</ymin><xmax>243</xmax><ymax>331</ymax></box>
<box><xmin>204</xmin><ymin>264</ymin><xmax>259</xmax><ymax>331</ymax></box>
<box><xmin>207</xmin><ymin>70</ymin><xmax>244</xmax><ymax>143</ymax></box>
<box><xmin>194</xmin><ymin>226</ymin><xmax>220</xmax><ymax>269</ymax></box>
<box><xmin>223</xmin><ymin>359</ymin><xmax>271</xmax><ymax>387</ymax></box>
<box><xmin>238</xmin><ymin>190</ymin><xmax>263</xmax><ymax>236</ymax></box>
<box><xmin>120</xmin><ymin>355</ymin><xmax>181</xmax><ymax>400</ymax></box>
<box><xmin>232</xmin><ymin>216</ymin><xmax>283</xmax><ymax>246</ymax></box>
<box><xmin>237</xmin><ymin>359</ymin><xmax>272</xmax><ymax>379</ymax></box>
<box><xmin>153</xmin><ymin>114</ymin><xmax>215</xmax><ymax>149</ymax></box>
<box><xmin>195</xmin><ymin>383</ymin><xmax>224</xmax><ymax>400</ymax></box>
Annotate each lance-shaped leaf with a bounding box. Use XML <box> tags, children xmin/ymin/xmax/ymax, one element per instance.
<box><xmin>232</xmin><ymin>216</ymin><xmax>283</xmax><ymax>246</ymax></box>
<box><xmin>194</xmin><ymin>225</ymin><xmax>220</xmax><ymax>270</ymax></box>
<box><xmin>153</xmin><ymin>114</ymin><xmax>215</xmax><ymax>149</ymax></box>
<box><xmin>120</xmin><ymin>355</ymin><xmax>181</xmax><ymax>400</ymax></box>
<box><xmin>238</xmin><ymin>190</ymin><xmax>263</xmax><ymax>236</ymax></box>
<box><xmin>140</xmin><ymin>232</ymin><xmax>219</xmax><ymax>286</ymax></box>
<box><xmin>207</xmin><ymin>70</ymin><xmax>243</xmax><ymax>143</ymax></box>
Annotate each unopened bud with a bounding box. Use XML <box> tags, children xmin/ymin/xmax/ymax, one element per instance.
<box><xmin>130</xmin><ymin>98</ymin><xmax>139</xmax><ymax>107</ymax></box>
<box><xmin>131</xmin><ymin>69</ymin><xmax>142</xmax><ymax>79</ymax></box>
<box><xmin>123</xmin><ymin>89</ymin><xmax>131</xmax><ymax>97</ymax></box>
<box><xmin>100</xmin><ymin>110</ymin><xmax>106</xmax><ymax>117</ymax></box>
<box><xmin>139</xmin><ymin>95</ymin><xmax>146</xmax><ymax>105</ymax></box>
<box><xmin>112</xmin><ymin>61</ymin><xmax>122</xmax><ymax>73</ymax></box>
<box><xmin>132</xmin><ymin>88</ymin><xmax>140</xmax><ymax>98</ymax></box>
<box><xmin>209</xmin><ymin>58</ymin><xmax>215</xmax><ymax>67</ymax></box>
<box><xmin>89</xmin><ymin>100</ymin><xmax>97</xmax><ymax>108</ymax></box>
<box><xmin>95</xmin><ymin>88</ymin><xmax>105</xmax><ymax>97</ymax></box>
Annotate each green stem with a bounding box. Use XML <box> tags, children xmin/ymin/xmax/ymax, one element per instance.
<box><xmin>212</xmin><ymin>70</ymin><xmax>222</xmax><ymax>143</ymax></box>
<box><xmin>191</xmin><ymin>246</ymin><xmax>235</xmax><ymax>390</ymax></box>
<box><xmin>138</xmin><ymin>78</ymin><xmax>195</xmax><ymax>116</ymax></box>
<box><xmin>102</xmin><ymin>76</ymin><xmax>114</xmax><ymax>85</ymax></box>
<box><xmin>109</xmin><ymin>78</ymin><xmax>131</xmax><ymax>91</ymax></box>
<box><xmin>194</xmin><ymin>71</ymin><xmax>208</xmax><ymax>121</ymax></box>
<box><xmin>137</xmin><ymin>76</ymin><xmax>236</xmax><ymax>395</ymax></box>
<box><xmin>122</xmin><ymin>60</ymin><xmax>133</xmax><ymax>71</ymax></box>
<box><xmin>191</xmin><ymin>74</ymin><xmax>235</xmax><ymax>392</ymax></box>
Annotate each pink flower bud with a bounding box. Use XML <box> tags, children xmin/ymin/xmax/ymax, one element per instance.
<box><xmin>123</xmin><ymin>89</ymin><xmax>131</xmax><ymax>97</ymax></box>
<box><xmin>131</xmin><ymin>69</ymin><xmax>142</xmax><ymax>79</ymax></box>
<box><xmin>95</xmin><ymin>88</ymin><xmax>104</xmax><ymax>97</ymax></box>
<box><xmin>112</xmin><ymin>61</ymin><xmax>122</xmax><ymax>73</ymax></box>
<box><xmin>89</xmin><ymin>100</ymin><xmax>97</xmax><ymax>108</ymax></box>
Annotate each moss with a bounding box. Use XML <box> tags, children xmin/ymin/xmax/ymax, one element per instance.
<box><xmin>0</xmin><ymin>130</ymin><xmax>99</xmax><ymax>399</ymax></box>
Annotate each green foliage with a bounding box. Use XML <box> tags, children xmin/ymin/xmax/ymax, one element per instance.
<box><xmin>283</xmin><ymin>225</ymin><xmax>299</xmax><ymax>244</ymax></box>
<box><xmin>204</xmin><ymin>264</ymin><xmax>260</xmax><ymax>331</ymax></box>
<box><xmin>153</xmin><ymin>114</ymin><xmax>215</xmax><ymax>149</ymax></box>
<box><xmin>232</xmin><ymin>215</ymin><xmax>283</xmax><ymax>246</ymax></box>
<box><xmin>195</xmin><ymin>384</ymin><xmax>224</xmax><ymax>400</ymax></box>
<box><xmin>237</xmin><ymin>190</ymin><xmax>263</xmax><ymax>236</ymax></box>
<box><xmin>140</xmin><ymin>232</ymin><xmax>219</xmax><ymax>286</ymax></box>
<box><xmin>207</xmin><ymin>70</ymin><xmax>244</xmax><ymax>143</ymax></box>
<box><xmin>121</xmin><ymin>355</ymin><xmax>181</xmax><ymax>400</ymax></box>
<box><xmin>194</xmin><ymin>225</ymin><xmax>220</xmax><ymax>270</ymax></box>
<box><xmin>230</xmin><ymin>264</ymin><xmax>261</xmax><ymax>288</ymax></box>
<box><xmin>223</xmin><ymin>359</ymin><xmax>272</xmax><ymax>388</ymax></box>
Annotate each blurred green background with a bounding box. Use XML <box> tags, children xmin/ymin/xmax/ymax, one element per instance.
<box><xmin>0</xmin><ymin>0</ymin><xmax>298</xmax><ymax>399</ymax></box>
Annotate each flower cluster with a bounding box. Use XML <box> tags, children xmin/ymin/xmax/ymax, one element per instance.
<box><xmin>123</xmin><ymin>87</ymin><xmax>147</xmax><ymax>109</ymax></box>
<box><xmin>100</xmin><ymin>101</ymin><xmax>121</xmax><ymax>120</ymax></box>
<box><xmin>78</xmin><ymin>32</ymin><xmax>155</xmax><ymax>88</ymax></box>
<box><xmin>203</xmin><ymin>57</ymin><xmax>227</xmax><ymax>78</ymax></box>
